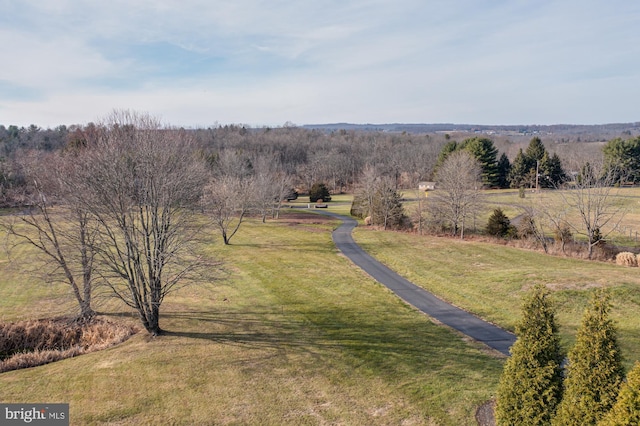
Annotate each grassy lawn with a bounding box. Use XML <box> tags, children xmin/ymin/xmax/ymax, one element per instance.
<box><xmin>4</xmin><ymin>188</ymin><xmax>640</xmax><ymax>424</ymax></box>
<box><xmin>0</xmin><ymin>211</ymin><xmax>503</xmax><ymax>425</ymax></box>
<box><xmin>406</xmin><ymin>187</ymin><xmax>640</xmax><ymax>247</ymax></box>
<box><xmin>352</xmin><ymin>227</ymin><xmax>640</xmax><ymax>368</ymax></box>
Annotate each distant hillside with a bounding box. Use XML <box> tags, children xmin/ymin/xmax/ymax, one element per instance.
<box><xmin>303</xmin><ymin>122</ymin><xmax>640</xmax><ymax>137</ymax></box>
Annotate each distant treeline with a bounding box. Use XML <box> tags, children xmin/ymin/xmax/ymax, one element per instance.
<box><xmin>1</xmin><ymin>122</ymin><xmax>638</xmax><ymax>208</ymax></box>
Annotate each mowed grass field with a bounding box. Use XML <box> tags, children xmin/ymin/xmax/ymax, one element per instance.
<box><xmin>0</xmin><ymin>211</ymin><xmax>503</xmax><ymax>425</ymax></box>
<box><xmin>2</xmin><ymin>187</ymin><xmax>640</xmax><ymax>425</ymax></box>
<box><xmin>457</xmin><ymin>187</ymin><xmax>640</xmax><ymax>247</ymax></box>
<box><xmin>353</xmin><ymin>227</ymin><xmax>640</xmax><ymax>367</ymax></box>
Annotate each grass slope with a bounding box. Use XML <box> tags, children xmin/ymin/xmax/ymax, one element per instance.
<box><xmin>0</xmin><ymin>212</ymin><xmax>502</xmax><ymax>425</ymax></box>
<box><xmin>353</xmin><ymin>227</ymin><xmax>640</xmax><ymax>368</ymax></box>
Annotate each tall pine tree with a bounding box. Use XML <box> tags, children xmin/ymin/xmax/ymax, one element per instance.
<box><xmin>496</xmin><ymin>284</ymin><xmax>564</xmax><ymax>426</ymax></box>
<box><xmin>509</xmin><ymin>137</ymin><xmax>566</xmax><ymax>189</ymax></box>
<box><xmin>553</xmin><ymin>289</ymin><xmax>624</xmax><ymax>426</ymax></box>
<box><xmin>462</xmin><ymin>137</ymin><xmax>500</xmax><ymax>188</ymax></box>
<box><xmin>497</xmin><ymin>152</ymin><xmax>511</xmax><ymax>189</ymax></box>
<box><xmin>435</xmin><ymin>137</ymin><xmax>501</xmax><ymax>188</ymax></box>
<box><xmin>525</xmin><ymin>137</ymin><xmax>547</xmax><ymax>163</ymax></box>
<box><xmin>602</xmin><ymin>136</ymin><xmax>640</xmax><ymax>184</ymax></box>
<box><xmin>540</xmin><ymin>152</ymin><xmax>567</xmax><ymax>188</ymax></box>
<box><xmin>509</xmin><ymin>148</ymin><xmax>535</xmax><ymax>189</ymax></box>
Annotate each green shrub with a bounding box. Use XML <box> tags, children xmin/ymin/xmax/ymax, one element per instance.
<box><xmin>496</xmin><ymin>284</ymin><xmax>564</xmax><ymax>425</ymax></box>
<box><xmin>486</xmin><ymin>208</ymin><xmax>513</xmax><ymax>238</ymax></box>
<box><xmin>599</xmin><ymin>361</ymin><xmax>640</xmax><ymax>425</ymax></box>
<box><xmin>553</xmin><ymin>289</ymin><xmax>625</xmax><ymax>426</ymax></box>
<box><xmin>309</xmin><ymin>182</ymin><xmax>331</xmax><ymax>202</ymax></box>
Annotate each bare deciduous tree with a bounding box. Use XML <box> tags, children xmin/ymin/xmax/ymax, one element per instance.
<box><xmin>77</xmin><ymin>111</ymin><xmax>209</xmax><ymax>335</ymax></box>
<box><xmin>373</xmin><ymin>177</ymin><xmax>406</xmax><ymax>230</ymax></box>
<box><xmin>252</xmin><ymin>154</ymin><xmax>293</xmax><ymax>222</ymax></box>
<box><xmin>4</xmin><ymin>151</ymin><xmax>98</xmax><ymax>320</ymax></box>
<box><xmin>559</xmin><ymin>162</ymin><xmax>625</xmax><ymax>259</ymax></box>
<box><xmin>351</xmin><ymin>165</ymin><xmax>379</xmax><ymax>220</ymax></box>
<box><xmin>203</xmin><ymin>175</ymin><xmax>255</xmax><ymax>245</ymax></box>
<box><xmin>430</xmin><ymin>151</ymin><xmax>482</xmax><ymax>238</ymax></box>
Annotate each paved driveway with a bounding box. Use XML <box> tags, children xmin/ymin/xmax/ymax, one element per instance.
<box><xmin>315</xmin><ymin>210</ymin><xmax>516</xmax><ymax>356</ymax></box>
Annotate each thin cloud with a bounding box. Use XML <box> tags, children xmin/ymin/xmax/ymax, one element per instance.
<box><xmin>1</xmin><ymin>1</ymin><xmax>639</xmax><ymax>127</ymax></box>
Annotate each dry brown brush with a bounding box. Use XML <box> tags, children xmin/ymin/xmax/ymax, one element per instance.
<box><xmin>615</xmin><ymin>251</ymin><xmax>638</xmax><ymax>267</ymax></box>
<box><xmin>0</xmin><ymin>317</ymin><xmax>137</xmax><ymax>373</ymax></box>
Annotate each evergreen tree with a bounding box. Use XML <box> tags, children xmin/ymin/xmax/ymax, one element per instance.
<box><xmin>602</xmin><ymin>137</ymin><xmax>640</xmax><ymax>184</ymax></box>
<box><xmin>309</xmin><ymin>182</ymin><xmax>331</xmax><ymax>202</ymax></box>
<box><xmin>496</xmin><ymin>284</ymin><xmax>564</xmax><ymax>426</ymax></box>
<box><xmin>553</xmin><ymin>289</ymin><xmax>625</xmax><ymax>426</ymax></box>
<box><xmin>599</xmin><ymin>361</ymin><xmax>640</xmax><ymax>425</ymax></box>
<box><xmin>434</xmin><ymin>140</ymin><xmax>459</xmax><ymax>171</ymax></box>
<box><xmin>435</xmin><ymin>137</ymin><xmax>501</xmax><ymax>188</ymax></box>
<box><xmin>486</xmin><ymin>208</ymin><xmax>513</xmax><ymax>237</ymax></box>
<box><xmin>509</xmin><ymin>138</ymin><xmax>566</xmax><ymax>189</ymax></box>
<box><xmin>540</xmin><ymin>152</ymin><xmax>567</xmax><ymax>188</ymax></box>
<box><xmin>497</xmin><ymin>152</ymin><xmax>511</xmax><ymax>189</ymax></box>
<box><xmin>462</xmin><ymin>137</ymin><xmax>500</xmax><ymax>188</ymax></box>
<box><xmin>525</xmin><ymin>137</ymin><xmax>547</xmax><ymax>163</ymax></box>
<box><xmin>509</xmin><ymin>149</ymin><xmax>535</xmax><ymax>189</ymax></box>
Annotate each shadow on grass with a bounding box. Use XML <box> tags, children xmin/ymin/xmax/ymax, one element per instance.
<box><xmin>220</xmin><ymin>242</ymin><xmax>334</xmax><ymax>253</ymax></box>
<box><xmin>161</xmin><ymin>308</ymin><xmax>502</xmax><ymax>379</ymax></box>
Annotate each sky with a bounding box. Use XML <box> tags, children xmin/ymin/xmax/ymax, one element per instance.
<box><xmin>1</xmin><ymin>0</ymin><xmax>639</xmax><ymax>128</ymax></box>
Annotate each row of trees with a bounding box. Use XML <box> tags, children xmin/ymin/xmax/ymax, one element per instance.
<box><xmin>496</xmin><ymin>285</ymin><xmax>639</xmax><ymax>425</ymax></box>
<box><xmin>4</xmin><ymin>122</ymin><xmax>639</xmax><ymax>207</ymax></box>
<box><xmin>423</xmin><ymin>137</ymin><xmax>627</xmax><ymax>261</ymax></box>
<box><xmin>603</xmin><ymin>136</ymin><xmax>640</xmax><ymax>184</ymax></box>
<box><xmin>349</xmin><ymin>143</ymin><xmax>621</xmax><ymax>260</ymax></box>
<box><xmin>435</xmin><ymin>136</ymin><xmax>567</xmax><ymax>190</ymax></box>
<box><xmin>1</xmin><ymin>123</ymin><xmax>449</xmax><ymax>208</ymax></box>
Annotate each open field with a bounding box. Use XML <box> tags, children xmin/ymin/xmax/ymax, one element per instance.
<box><xmin>2</xmin><ymin>188</ymin><xmax>640</xmax><ymax>424</ymax></box>
<box><xmin>404</xmin><ymin>187</ymin><xmax>640</xmax><ymax>248</ymax></box>
<box><xmin>0</xmin><ymin>212</ymin><xmax>502</xmax><ymax>425</ymax></box>
<box><xmin>352</xmin><ymin>227</ymin><xmax>640</xmax><ymax>368</ymax></box>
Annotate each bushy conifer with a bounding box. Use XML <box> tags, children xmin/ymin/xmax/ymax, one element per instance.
<box><xmin>496</xmin><ymin>284</ymin><xmax>564</xmax><ymax>425</ymax></box>
<box><xmin>309</xmin><ymin>182</ymin><xmax>331</xmax><ymax>202</ymax></box>
<box><xmin>486</xmin><ymin>208</ymin><xmax>512</xmax><ymax>238</ymax></box>
<box><xmin>599</xmin><ymin>361</ymin><xmax>640</xmax><ymax>425</ymax></box>
<box><xmin>553</xmin><ymin>289</ymin><xmax>624</xmax><ymax>426</ymax></box>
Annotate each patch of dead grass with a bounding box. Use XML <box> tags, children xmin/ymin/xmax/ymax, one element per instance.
<box><xmin>0</xmin><ymin>317</ymin><xmax>138</xmax><ymax>373</ymax></box>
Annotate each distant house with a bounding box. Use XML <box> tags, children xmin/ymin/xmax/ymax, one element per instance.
<box><xmin>418</xmin><ymin>181</ymin><xmax>436</xmax><ymax>191</ymax></box>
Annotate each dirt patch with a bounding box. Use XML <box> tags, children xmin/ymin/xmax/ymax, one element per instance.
<box><xmin>278</xmin><ymin>211</ymin><xmax>335</xmax><ymax>232</ymax></box>
<box><xmin>476</xmin><ymin>399</ymin><xmax>496</xmax><ymax>426</ymax></box>
<box><xmin>0</xmin><ymin>317</ymin><xmax>138</xmax><ymax>373</ymax></box>
<box><xmin>279</xmin><ymin>212</ymin><xmax>335</xmax><ymax>224</ymax></box>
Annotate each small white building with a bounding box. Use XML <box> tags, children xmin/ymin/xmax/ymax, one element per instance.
<box><xmin>418</xmin><ymin>181</ymin><xmax>436</xmax><ymax>191</ymax></box>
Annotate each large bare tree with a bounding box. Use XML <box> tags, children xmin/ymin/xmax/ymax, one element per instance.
<box><xmin>4</xmin><ymin>151</ymin><xmax>98</xmax><ymax>320</ymax></box>
<box><xmin>431</xmin><ymin>151</ymin><xmax>482</xmax><ymax>238</ymax></box>
<box><xmin>77</xmin><ymin>111</ymin><xmax>209</xmax><ymax>335</ymax></box>
<box><xmin>559</xmin><ymin>162</ymin><xmax>625</xmax><ymax>259</ymax></box>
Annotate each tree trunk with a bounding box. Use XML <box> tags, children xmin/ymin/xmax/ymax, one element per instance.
<box><xmin>79</xmin><ymin>299</ymin><xmax>96</xmax><ymax>321</ymax></box>
<box><xmin>141</xmin><ymin>306</ymin><xmax>162</xmax><ymax>336</ymax></box>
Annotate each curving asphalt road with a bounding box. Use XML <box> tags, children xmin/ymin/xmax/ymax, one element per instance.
<box><xmin>314</xmin><ymin>210</ymin><xmax>516</xmax><ymax>356</ymax></box>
